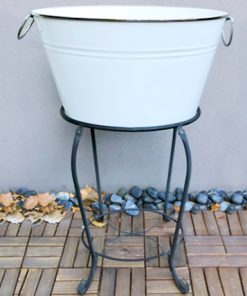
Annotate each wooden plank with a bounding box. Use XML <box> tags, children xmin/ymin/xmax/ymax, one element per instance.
<box><xmin>186</xmin><ymin>245</ymin><xmax>225</xmax><ymax>255</ymax></box>
<box><xmin>14</xmin><ymin>269</ymin><xmax>28</xmax><ymax>295</ymax></box>
<box><xmin>225</xmin><ymin>245</ymin><xmax>247</xmax><ymax>254</ymax></box>
<box><xmin>204</xmin><ymin>268</ymin><xmax>224</xmax><ymax>296</ymax></box>
<box><xmin>146</xmin><ymin>267</ymin><xmax>189</xmax><ymax>280</ymax></box>
<box><xmin>132</xmin><ymin>211</ymin><xmax>143</xmax><ymax>234</ymax></box>
<box><xmin>131</xmin><ymin>268</ymin><xmax>145</xmax><ymax>296</ymax></box>
<box><xmin>145</xmin><ymin>236</ymin><xmax>159</xmax><ymax>267</ymax></box>
<box><xmin>120</xmin><ymin>213</ymin><xmax>132</xmax><ymax>235</ymax></box>
<box><xmin>74</xmin><ymin>240</ymin><xmax>89</xmax><ymax>268</ymax></box>
<box><xmin>219</xmin><ymin>267</ymin><xmax>244</xmax><ymax>296</ymax></box>
<box><xmin>23</xmin><ymin>257</ymin><xmax>60</xmax><ymax>268</ymax></box>
<box><xmin>107</xmin><ymin>212</ymin><xmax>120</xmax><ymax>236</ymax></box>
<box><xmin>146</xmin><ymin>279</ymin><xmax>191</xmax><ymax>294</ymax></box>
<box><xmin>227</xmin><ymin>212</ymin><xmax>243</xmax><ymax>235</ymax></box>
<box><xmin>214</xmin><ymin>212</ymin><xmax>230</xmax><ymax>236</ymax></box>
<box><xmin>158</xmin><ymin>236</ymin><xmax>170</xmax><ymax>267</ymax></box>
<box><xmin>92</xmin><ymin>236</ymin><xmax>104</xmax><ymax>267</ymax></box>
<box><xmin>0</xmin><ymin>223</ymin><xmax>8</xmax><ymax>236</ymax></box>
<box><xmin>35</xmin><ymin>269</ymin><xmax>57</xmax><ymax>296</ymax></box>
<box><xmin>52</xmin><ymin>280</ymin><xmax>99</xmax><ymax>294</ymax></box>
<box><xmin>239</xmin><ymin>268</ymin><xmax>247</xmax><ymax>295</ymax></box>
<box><xmin>0</xmin><ymin>258</ymin><xmax>23</xmax><ymax>268</ymax></box>
<box><xmin>99</xmin><ymin>268</ymin><xmax>116</xmax><ymax>296</ymax></box>
<box><xmin>43</xmin><ymin>223</ymin><xmax>57</xmax><ymax>236</ymax></box>
<box><xmin>0</xmin><ymin>237</ymin><xmax>28</xmax><ymax>246</ymax></box>
<box><xmin>203</xmin><ymin>211</ymin><xmax>219</xmax><ymax>235</ymax></box>
<box><xmin>60</xmin><ymin>237</ymin><xmax>79</xmax><ymax>268</ymax></box>
<box><xmin>184</xmin><ymin>236</ymin><xmax>222</xmax><ymax>245</ymax></box>
<box><xmin>183</xmin><ymin>212</ymin><xmax>195</xmax><ymax>235</ymax></box>
<box><xmin>19</xmin><ymin>269</ymin><xmax>42</xmax><ymax>296</ymax></box>
<box><xmin>238</xmin><ymin>211</ymin><xmax>247</xmax><ymax>235</ymax></box>
<box><xmin>105</xmin><ymin>236</ymin><xmax>143</xmax><ymax>246</ymax></box>
<box><xmin>0</xmin><ymin>269</ymin><xmax>20</xmax><ymax>296</ymax></box>
<box><xmin>191</xmin><ymin>212</ymin><xmax>208</xmax><ymax>235</ymax></box>
<box><xmin>18</xmin><ymin>221</ymin><xmax>32</xmax><ymax>236</ymax></box>
<box><xmin>30</xmin><ymin>222</ymin><xmax>45</xmax><ymax>237</ymax></box>
<box><xmin>115</xmin><ymin>268</ymin><xmax>130</xmax><ymax>296</ymax></box>
<box><xmin>5</xmin><ymin>223</ymin><xmax>20</xmax><ymax>236</ymax></box>
<box><xmin>188</xmin><ymin>255</ymin><xmax>228</xmax><ymax>267</ymax></box>
<box><xmin>0</xmin><ymin>269</ymin><xmax>5</xmax><ymax>285</ymax></box>
<box><xmin>222</xmin><ymin>236</ymin><xmax>247</xmax><ymax>245</ymax></box>
<box><xmin>26</xmin><ymin>246</ymin><xmax>63</xmax><ymax>257</ymax></box>
<box><xmin>0</xmin><ymin>246</ymin><xmax>26</xmax><ymax>257</ymax></box>
<box><xmin>190</xmin><ymin>268</ymin><xmax>208</xmax><ymax>296</ymax></box>
<box><xmin>56</xmin><ymin>268</ymin><xmax>100</xmax><ymax>281</ymax></box>
<box><xmin>56</xmin><ymin>211</ymin><xmax>72</xmax><ymax>236</ymax></box>
<box><xmin>29</xmin><ymin>237</ymin><xmax>65</xmax><ymax>246</ymax></box>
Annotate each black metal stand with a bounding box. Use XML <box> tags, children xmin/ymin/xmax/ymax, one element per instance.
<box><xmin>61</xmin><ymin>106</ymin><xmax>201</xmax><ymax>295</ymax></box>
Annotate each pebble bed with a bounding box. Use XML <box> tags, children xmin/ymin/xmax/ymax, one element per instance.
<box><xmin>91</xmin><ymin>186</ymin><xmax>247</xmax><ymax>217</ymax></box>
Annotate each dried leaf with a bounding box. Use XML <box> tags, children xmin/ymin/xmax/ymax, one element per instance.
<box><xmin>211</xmin><ymin>203</ymin><xmax>220</xmax><ymax>212</ymax></box>
<box><xmin>5</xmin><ymin>211</ymin><xmax>25</xmax><ymax>224</ymax></box>
<box><xmin>72</xmin><ymin>206</ymin><xmax>80</xmax><ymax>213</ymax></box>
<box><xmin>42</xmin><ymin>209</ymin><xmax>66</xmax><ymax>224</ymax></box>
<box><xmin>0</xmin><ymin>192</ymin><xmax>14</xmax><ymax>207</ymax></box>
<box><xmin>174</xmin><ymin>205</ymin><xmax>180</xmax><ymax>212</ymax></box>
<box><xmin>26</xmin><ymin>211</ymin><xmax>44</xmax><ymax>223</ymax></box>
<box><xmin>80</xmin><ymin>185</ymin><xmax>98</xmax><ymax>202</ymax></box>
<box><xmin>88</xmin><ymin>215</ymin><xmax>106</xmax><ymax>227</ymax></box>
<box><xmin>24</xmin><ymin>195</ymin><xmax>39</xmax><ymax>210</ymax></box>
<box><xmin>0</xmin><ymin>212</ymin><xmax>6</xmax><ymax>221</ymax></box>
<box><xmin>38</xmin><ymin>192</ymin><xmax>55</xmax><ymax>207</ymax></box>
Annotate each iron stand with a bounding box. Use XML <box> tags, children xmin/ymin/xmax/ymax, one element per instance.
<box><xmin>60</xmin><ymin>106</ymin><xmax>201</xmax><ymax>295</ymax></box>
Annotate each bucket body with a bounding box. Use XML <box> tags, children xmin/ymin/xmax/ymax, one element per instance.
<box><xmin>32</xmin><ymin>6</ymin><xmax>228</xmax><ymax>127</ymax></box>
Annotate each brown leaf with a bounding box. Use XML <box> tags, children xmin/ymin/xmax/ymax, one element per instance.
<box><xmin>0</xmin><ymin>212</ymin><xmax>6</xmax><ymax>221</ymax></box>
<box><xmin>42</xmin><ymin>209</ymin><xmax>66</xmax><ymax>224</ymax></box>
<box><xmin>80</xmin><ymin>185</ymin><xmax>98</xmax><ymax>202</ymax></box>
<box><xmin>24</xmin><ymin>195</ymin><xmax>39</xmax><ymax>210</ymax></box>
<box><xmin>88</xmin><ymin>215</ymin><xmax>106</xmax><ymax>227</ymax></box>
<box><xmin>0</xmin><ymin>192</ymin><xmax>14</xmax><ymax>207</ymax></box>
<box><xmin>5</xmin><ymin>211</ymin><xmax>25</xmax><ymax>224</ymax></box>
<box><xmin>38</xmin><ymin>193</ymin><xmax>55</xmax><ymax>207</ymax></box>
<box><xmin>26</xmin><ymin>211</ymin><xmax>44</xmax><ymax>223</ymax></box>
<box><xmin>211</xmin><ymin>203</ymin><xmax>220</xmax><ymax>212</ymax></box>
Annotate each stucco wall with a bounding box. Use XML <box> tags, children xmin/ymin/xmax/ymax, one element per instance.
<box><xmin>0</xmin><ymin>0</ymin><xmax>246</xmax><ymax>192</ymax></box>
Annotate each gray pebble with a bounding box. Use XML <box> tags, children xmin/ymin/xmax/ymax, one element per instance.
<box><xmin>147</xmin><ymin>187</ymin><xmax>159</xmax><ymax>199</ymax></box>
<box><xmin>136</xmin><ymin>199</ymin><xmax>143</xmax><ymax>207</ymax></box>
<box><xmin>195</xmin><ymin>191</ymin><xmax>208</xmax><ymax>205</ymax></box>
<box><xmin>110</xmin><ymin>194</ymin><xmax>124</xmax><ymax>205</ymax></box>
<box><xmin>226</xmin><ymin>204</ymin><xmax>237</xmax><ymax>214</ymax></box>
<box><xmin>91</xmin><ymin>201</ymin><xmax>107</xmax><ymax>212</ymax></box>
<box><xmin>210</xmin><ymin>194</ymin><xmax>223</xmax><ymax>204</ymax></box>
<box><xmin>104</xmin><ymin>194</ymin><xmax>112</xmax><ymax>206</ymax></box>
<box><xmin>231</xmin><ymin>191</ymin><xmax>244</xmax><ymax>205</ymax></box>
<box><xmin>129</xmin><ymin>186</ymin><xmax>142</xmax><ymax>198</ymax></box>
<box><xmin>56</xmin><ymin>192</ymin><xmax>70</xmax><ymax>201</ymax></box>
<box><xmin>124</xmin><ymin>200</ymin><xmax>140</xmax><ymax>216</ymax></box>
<box><xmin>154</xmin><ymin>198</ymin><xmax>163</xmax><ymax>205</ymax></box>
<box><xmin>116</xmin><ymin>187</ymin><xmax>127</xmax><ymax>198</ymax></box>
<box><xmin>124</xmin><ymin>194</ymin><xmax>137</xmax><ymax>203</ymax></box>
<box><xmin>220</xmin><ymin>201</ymin><xmax>230</xmax><ymax>212</ymax></box>
<box><xmin>109</xmin><ymin>204</ymin><xmax>121</xmax><ymax>212</ymax></box>
<box><xmin>143</xmin><ymin>203</ymin><xmax>157</xmax><ymax>211</ymax></box>
<box><xmin>191</xmin><ymin>204</ymin><xmax>201</xmax><ymax>215</ymax></box>
<box><xmin>156</xmin><ymin>202</ymin><xmax>165</xmax><ymax>210</ymax></box>
<box><xmin>143</xmin><ymin>195</ymin><xmax>155</xmax><ymax>204</ymax></box>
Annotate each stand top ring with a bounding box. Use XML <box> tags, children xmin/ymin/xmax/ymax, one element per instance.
<box><xmin>60</xmin><ymin>106</ymin><xmax>201</xmax><ymax>132</ymax></box>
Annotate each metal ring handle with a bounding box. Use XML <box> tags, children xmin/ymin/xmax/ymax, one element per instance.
<box><xmin>222</xmin><ymin>16</ymin><xmax>234</xmax><ymax>47</ymax></box>
<box><xmin>17</xmin><ymin>15</ymin><xmax>34</xmax><ymax>40</ymax></box>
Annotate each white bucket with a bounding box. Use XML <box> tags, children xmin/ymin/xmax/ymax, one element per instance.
<box><xmin>19</xmin><ymin>6</ymin><xmax>232</xmax><ymax>127</ymax></box>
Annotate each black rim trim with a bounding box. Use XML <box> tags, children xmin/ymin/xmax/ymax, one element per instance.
<box><xmin>60</xmin><ymin>106</ymin><xmax>201</xmax><ymax>132</ymax></box>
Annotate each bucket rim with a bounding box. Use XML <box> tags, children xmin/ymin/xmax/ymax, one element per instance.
<box><xmin>31</xmin><ymin>6</ymin><xmax>228</xmax><ymax>23</ymax></box>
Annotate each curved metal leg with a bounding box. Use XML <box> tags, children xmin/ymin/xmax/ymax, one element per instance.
<box><xmin>163</xmin><ymin>128</ymin><xmax>177</xmax><ymax>222</ymax></box>
<box><xmin>168</xmin><ymin>127</ymin><xmax>191</xmax><ymax>294</ymax></box>
<box><xmin>71</xmin><ymin>126</ymin><xmax>98</xmax><ymax>295</ymax></box>
<box><xmin>90</xmin><ymin>128</ymin><xmax>104</xmax><ymax>222</ymax></box>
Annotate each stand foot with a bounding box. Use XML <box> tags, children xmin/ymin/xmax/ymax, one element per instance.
<box><xmin>168</xmin><ymin>253</ymin><xmax>190</xmax><ymax>294</ymax></box>
<box><xmin>77</xmin><ymin>255</ymin><xmax>98</xmax><ymax>295</ymax></box>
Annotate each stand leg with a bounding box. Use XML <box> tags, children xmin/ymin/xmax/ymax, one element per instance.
<box><xmin>71</xmin><ymin>126</ymin><xmax>98</xmax><ymax>295</ymax></box>
<box><xmin>90</xmin><ymin>128</ymin><xmax>104</xmax><ymax>222</ymax></box>
<box><xmin>163</xmin><ymin>128</ymin><xmax>177</xmax><ymax>222</ymax></box>
<box><xmin>168</xmin><ymin>127</ymin><xmax>191</xmax><ymax>294</ymax></box>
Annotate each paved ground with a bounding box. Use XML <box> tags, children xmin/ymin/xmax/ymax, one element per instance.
<box><xmin>0</xmin><ymin>210</ymin><xmax>247</xmax><ymax>295</ymax></box>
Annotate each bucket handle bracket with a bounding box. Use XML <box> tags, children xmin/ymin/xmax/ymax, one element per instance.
<box><xmin>17</xmin><ymin>14</ymin><xmax>34</xmax><ymax>40</ymax></box>
<box><xmin>222</xmin><ymin>16</ymin><xmax>234</xmax><ymax>47</ymax></box>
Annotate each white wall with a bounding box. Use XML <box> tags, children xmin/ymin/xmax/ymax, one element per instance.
<box><xmin>0</xmin><ymin>0</ymin><xmax>246</xmax><ymax>192</ymax></box>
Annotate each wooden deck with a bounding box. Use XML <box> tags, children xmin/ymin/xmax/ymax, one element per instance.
<box><xmin>0</xmin><ymin>210</ymin><xmax>247</xmax><ymax>295</ymax></box>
